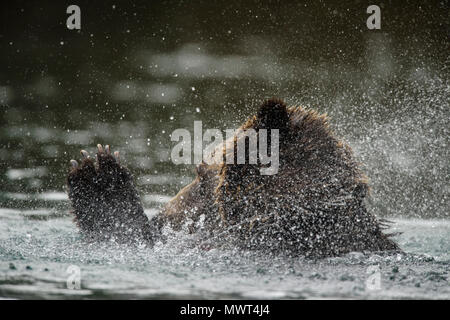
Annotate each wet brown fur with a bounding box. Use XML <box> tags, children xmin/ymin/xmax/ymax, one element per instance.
<box><xmin>68</xmin><ymin>98</ymin><xmax>400</xmax><ymax>257</ymax></box>
<box><xmin>159</xmin><ymin>99</ymin><xmax>399</xmax><ymax>256</ymax></box>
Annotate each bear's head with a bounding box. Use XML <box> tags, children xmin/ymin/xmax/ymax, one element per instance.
<box><xmin>162</xmin><ymin>98</ymin><xmax>398</xmax><ymax>256</ymax></box>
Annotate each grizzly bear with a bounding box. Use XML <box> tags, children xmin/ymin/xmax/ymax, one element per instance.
<box><xmin>67</xmin><ymin>99</ymin><xmax>400</xmax><ymax>257</ymax></box>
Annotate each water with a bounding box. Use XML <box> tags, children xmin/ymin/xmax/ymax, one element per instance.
<box><xmin>0</xmin><ymin>1</ymin><xmax>449</xmax><ymax>299</ymax></box>
<box><xmin>0</xmin><ymin>206</ymin><xmax>448</xmax><ymax>299</ymax></box>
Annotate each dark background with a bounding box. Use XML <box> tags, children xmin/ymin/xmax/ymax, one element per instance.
<box><xmin>0</xmin><ymin>0</ymin><xmax>448</xmax><ymax>218</ymax></box>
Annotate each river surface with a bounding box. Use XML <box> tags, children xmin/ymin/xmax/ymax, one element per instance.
<box><xmin>0</xmin><ymin>202</ymin><xmax>449</xmax><ymax>299</ymax></box>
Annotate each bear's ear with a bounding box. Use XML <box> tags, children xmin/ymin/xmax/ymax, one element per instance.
<box><xmin>256</xmin><ymin>98</ymin><xmax>289</xmax><ymax>131</ymax></box>
<box><xmin>195</xmin><ymin>162</ymin><xmax>208</xmax><ymax>180</ymax></box>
